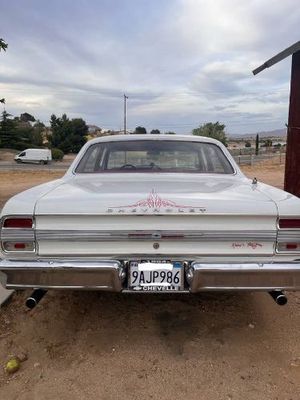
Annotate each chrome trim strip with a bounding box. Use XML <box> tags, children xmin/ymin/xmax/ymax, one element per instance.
<box><xmin>0</xmin><ymin>259</ymin><xmax>121</xmax><ymax>269</ymax></box>
<box><xmin>277</xmin><ymin>230</ymin><xmax>300</xmax><ymax>241</ymax></box>
<box><xmin>6</xmin><ymin>284</ymin><xmax>117</xmax><ymax>290</ymax></box>
<box><xmin>1</xmin><ymin>229</ymin><xmax>35</xmax><ymax>241</ymax></box>
<box><xmin>1</xmin><ymin>254</ymin><xmax>278</xmax><ymax>262</ymax></box>
<box><xmin>35</xmin><ymin>229</ymin><xmax>277</xmax><ymax>242</ymax></box>
<box><xmin>121</xmin><ymin>289</ymin><xmax>190</xmax><ymax>294</ymax></box>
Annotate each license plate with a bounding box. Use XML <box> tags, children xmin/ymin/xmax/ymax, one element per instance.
<box><xmin>129</xmin><ymin>260</ymin><xmax>183</xmax><ymax>292</ymax></box>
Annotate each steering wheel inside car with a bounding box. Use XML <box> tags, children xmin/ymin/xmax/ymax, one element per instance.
<box><xmin>120</xmin><ymin>164</ymin><xmax>137</xmax><ymax>169</ymax></box>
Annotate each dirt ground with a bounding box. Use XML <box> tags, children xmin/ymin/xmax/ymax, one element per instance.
<box><xmin>1</xmin><ymin>161</ymin><xmax>300</xmax><ymax>400</ymax></box>
<box><xmin>0</xmin><ymin>171</ymin><xmax>63</xmax><ymax>210</ymax></box>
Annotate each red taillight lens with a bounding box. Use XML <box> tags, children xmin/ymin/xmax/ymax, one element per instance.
<box><xmin>3</xmin><ymin>218</ymin><xmax>33</xmax><ymax>228</ymax></box>
<box><xmin>286</xmin><ymin>243</ymin><xmax>298</xmax><ymax>250</ymax></box>
<box><xmin>279</xmin><ymin>219</ymin><xmax>300</xmax><ymax>229</ymax></box>
<box><xmin>14</xmin><ymin>243</ymin><xmax>26</xmax><ymax>249</ymax></box>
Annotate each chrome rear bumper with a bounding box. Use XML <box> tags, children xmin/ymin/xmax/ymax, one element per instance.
<box><xmin>0</xmin><ymin>260</ymin><xmax>125</xmax><ymax>291</ymax></box>
<box><xmin>188</xmin><ymin>262</ymin><xmax>300</xmax><ymax>291</ymax></box>
<box><xmin>1</xmin><ymin>259</ymin><xmax>300</xmax><ymax>291</ymax></box>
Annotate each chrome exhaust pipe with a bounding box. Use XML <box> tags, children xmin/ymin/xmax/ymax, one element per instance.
<box><xmin>25</xmin><ymin>289</ymin><xmax>47</xmax><ymax>309</ymax></box>
<box><xmin>269</xmin><ymin>290</ymin><xmax>287</xmax><ymax>306</ymax></box>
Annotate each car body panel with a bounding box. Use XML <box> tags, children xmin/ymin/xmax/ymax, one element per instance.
<box><xmin>1</xmin><ymin>135</ymin><xmax>300</xmax><ymax>293</ymax></box>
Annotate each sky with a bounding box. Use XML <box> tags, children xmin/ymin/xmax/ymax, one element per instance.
<box><xmin>0</xmin><ymin>0</ymin><xmax>299</xmax><ymax>135</ymax></box>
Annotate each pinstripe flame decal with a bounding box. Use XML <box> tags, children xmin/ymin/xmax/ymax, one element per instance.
<box><xmin>109</xmin><ymin>189</ymin><xmax>205</xmax><ymax>210</ymax></box>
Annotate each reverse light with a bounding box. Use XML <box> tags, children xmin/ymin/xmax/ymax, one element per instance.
<box><xmin>277</xmin><ymin>242</ymin><xmax>300</xmax><ymax>252</ymax></box>
<box><xmin>3</xmin><ymin>218</ymin><xmax>33</xmax><ymax>228</ymax></box>
<box><xmin>3</xmin><ymin>241</ymin><xmax>35</xmax><ymax>252</ymax></box>
<box><xmin>279</xmin><ymin>219</ymin><xmax>300</xmax><ymax>229</ymax></box>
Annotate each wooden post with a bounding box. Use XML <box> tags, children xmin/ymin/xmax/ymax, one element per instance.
<box><xmin>284</xmin><ymin>50</ymin><xmax>300</xmax><ymax>196</ymax></box>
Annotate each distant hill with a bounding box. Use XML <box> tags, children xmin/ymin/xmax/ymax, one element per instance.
<box><xmin>230</xmin><ymin>128</ymin><xmax>287</xmax><ymax>140</ymax></box>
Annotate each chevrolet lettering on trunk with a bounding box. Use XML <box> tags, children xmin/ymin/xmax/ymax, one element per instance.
<box><xmin>1</xmin><ymin>135</ymin><xmax>300</xmax><ymax>308</ymax></box>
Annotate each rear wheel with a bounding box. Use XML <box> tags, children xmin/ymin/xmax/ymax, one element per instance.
<box><xmin>39</xmin><ymin>160</ymin><xmax>46</xmax><ymax>165</ymax></box>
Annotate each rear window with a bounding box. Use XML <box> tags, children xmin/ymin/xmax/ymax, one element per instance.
<box><xmin>75</xmin><ymin>140</ymin><xmax>234</xmax><ymax>174</ymax></box>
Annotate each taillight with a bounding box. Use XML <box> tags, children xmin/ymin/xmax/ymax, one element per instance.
<box><xmin>279</xmin><ymin>219</ymin><xmax>300</xmax><ymax>229</ymax></box>
<box><xmin>1</xmin><ymin>217</ymin><xmax>35</xmax><ymax>253</ymax></box>
<box><xmin>3</xmin><ymin>218</ymin><xmax>33</xmax><ymax>228</ymax></box>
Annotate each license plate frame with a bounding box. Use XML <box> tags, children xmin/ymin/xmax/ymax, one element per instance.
<box><xmin>128</xmin><ymin>260</ymin><xmax>183</xmax><ymax>292</ymax></box>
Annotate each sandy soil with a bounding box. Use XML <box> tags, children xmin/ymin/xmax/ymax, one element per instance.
<box><xmin>241</xmin><ymin>157</ymin><xmax>285</xmax><ymax>189</ymax></box>
<box><xmin>0</xmin><ymin>171</ymin><xmax>63</xmax><ymax>210</ymax></box>
<box><xmin>1</xmin><ymin>161</ymin><xmax>300</xmax><ymax>400</ymax></box>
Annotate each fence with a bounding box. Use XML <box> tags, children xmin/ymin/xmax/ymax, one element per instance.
<box><xmin>232</xmin><ymin>152</ymin><xmax>286</xmax><ymax>166</ymax></box>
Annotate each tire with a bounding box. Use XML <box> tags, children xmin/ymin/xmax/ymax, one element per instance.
<box><xmin>39</xmin><ymin>160</ymin><xmax>46</xmax><ymax>165</ymax></box>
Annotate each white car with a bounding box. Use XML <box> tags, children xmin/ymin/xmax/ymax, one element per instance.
<box><xmin>1</xmin><ymin>135</ymin><xmax>300</xmax><ymax>307</ymax></box>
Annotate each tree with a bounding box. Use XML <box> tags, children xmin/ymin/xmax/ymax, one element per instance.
<box><xmin>0</xmin><ymin>38</ymin><xmax>7</xmax><ymax>52</ymax></box>
<box><xmin>134</xmin><ymin>126</ymin><xmax>147</xmax><ymax>134</ymax></box>
<box><xmin>20</xmin><ymin>112</ymin><xmax>35</xmax><ymax>123</ymax></box>
<box><xmin>0</xmin><ymin>111</ymin><xmax>17</xmax><ymax>148</ymax></box>
<box><xmin>31</xmin><ymin>121</ymin><xmax>45</xmax><ymax>147</ymax></box>
<box><xmin>164</xmin><ymin>131</ymin><xmax>176</xmax><ymax>135</ymax></box>
<box><xmin>245</xmin><ymin>141</ymin><xmax>251</xmax><ymax>148</ymax></box>
<box><xmin>192</xmin><ymin>122</ymin><xmax>227</xmax><ymax>146</ymax></box>
<box><xmin>48</xmin><ymin>114</ymin><xmax>88</xmax><ymax>153</ymax></box>
<box><xmin>0</xmin><ymin>39</ymin><xmax>7</xmax><ymax>105</ymax></box>
<box><xmin>264</xmin><ymin>139</ymin><xmax>273</xmax><ymax>148</ymax></box>
<box><xmin>255</xmin><ymin>134</ymin><xmax>259</xmax><ymax>156</ymax></box>
<box><xmin>10</xmin><ymin>114</ymin><xmax>44</xmax><ymax>149</ymax></box>
<box><xmin>150</xmin><ymin>129</ymin><xmax>161</xmax><ymax>134</ymax></box>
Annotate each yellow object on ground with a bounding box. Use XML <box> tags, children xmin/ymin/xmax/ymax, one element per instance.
<box><xmin>5</xmin><ymin>357</ymin><xmax>21</xmax><ymax>374</ymax></box>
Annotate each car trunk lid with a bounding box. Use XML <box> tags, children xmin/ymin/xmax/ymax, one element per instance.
<box><xmin>34</xmin><ymin>174</ymin><xmax>278</xmax><ymax>216</ymax></box>
<box><xmin>33</xmin><ymin>174</ymin><xmax>278</xmax><ymax>257</ymax></box>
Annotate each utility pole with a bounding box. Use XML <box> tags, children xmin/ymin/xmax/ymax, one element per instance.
<box><xmin>253</xmin><ymin>41</ymin><xmax>300</xmax><ymax>197</ymax></box>
<box><xmin>284</xmin><ymin>50</ymin><xmax>300</xmax><ymax>195</ymax></box>
<box><xmin>123</xmin><ymin>94</ymin><xmax>128</xmax><ymax>134</ymax></box>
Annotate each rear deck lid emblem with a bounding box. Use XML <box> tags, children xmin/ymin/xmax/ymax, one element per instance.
<box><xmin>106</xmin><ymin>189</ymin><xmax>206</xmax><ymax>214</ymax></box>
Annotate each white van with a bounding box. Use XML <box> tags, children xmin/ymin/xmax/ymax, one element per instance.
<box><xmin>14</xmin><ymin>149</ymin><xmax>52</xmax><ymax>165</ymax></box>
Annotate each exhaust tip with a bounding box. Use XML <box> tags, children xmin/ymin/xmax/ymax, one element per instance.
<box><xmin>276</xmin><ymin>294</ymin><xmax>288</xmax><ymax>306</ymax></box>
<box><xmin>25</xmin><ymin>289</ymin><xmax>47</xmax><ymax>309</ymax></box>
<box><xmin>269</xmin><ymin>290</ymin><xmax>287</xmax><ymax>306</ymax></box>
<box><xmin>25</xmin><ymin>297</ymin><xmax>37</xmax><ymax>309</ymax></box>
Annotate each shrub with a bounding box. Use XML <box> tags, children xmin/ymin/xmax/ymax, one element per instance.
<box><xmin>51</xmin><ymin>148</ymin><xmax>64</xmax><ymax>161</ymax></box>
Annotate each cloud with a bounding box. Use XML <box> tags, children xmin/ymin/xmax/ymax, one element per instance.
<box><xmin>0</xmin><ymin>0</ymin><xmax>299</xmax><ymax>134</ymax></box>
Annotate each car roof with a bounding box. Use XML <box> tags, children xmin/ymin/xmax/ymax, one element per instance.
<box><xmin>86</xmin><ymin>134</ymin><xmax>223</xmax><ymax>146</ymax></box>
